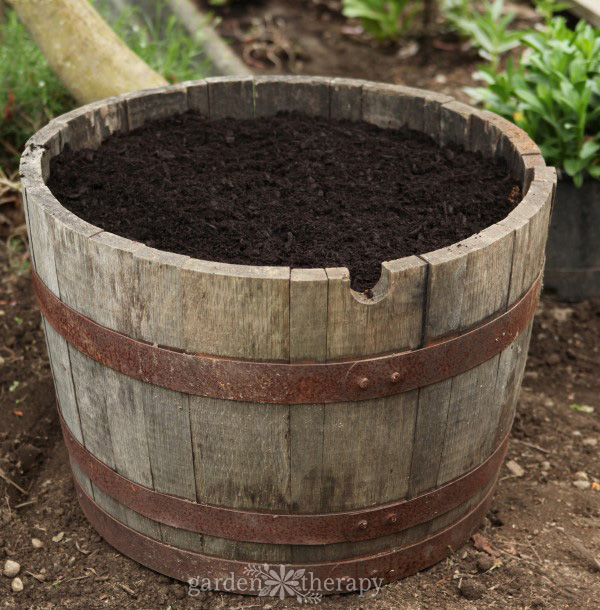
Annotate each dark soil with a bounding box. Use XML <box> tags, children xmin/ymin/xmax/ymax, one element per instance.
<box><xmin>48</xmin><ymin>112</ymin><xmax>520</xmax><ymax>292</ymax></box>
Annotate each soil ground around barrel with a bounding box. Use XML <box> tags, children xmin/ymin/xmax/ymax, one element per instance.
<box><xmin>48</xmin><ymin>113</ymin><xmax>520</xmax><ymax>292</ymax></box>
<box><xmin>198</xmin><ymin>0</ymin><xmax>542</xmax><ymax>102</ymax></box>
<box><xmin>1</xmin><ymin>200</ymin><xmax>599</xmax><ymax>608</ymax></box>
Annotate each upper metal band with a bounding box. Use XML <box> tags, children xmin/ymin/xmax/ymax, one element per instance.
<box><xmin>33</xmin><ymin>271</ymin><xmax>540</xmax><ymax>404</ymax></box>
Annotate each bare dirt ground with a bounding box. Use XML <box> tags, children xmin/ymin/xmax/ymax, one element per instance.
<box><xmin>202</xmin><ymin>0</ymin><xmax>542</xmax><ymax>101</ymax></box>
<box><xmin>0</xmin><ymin>194</ymin><xmax>599</xmax><ymax>609</ymax></box>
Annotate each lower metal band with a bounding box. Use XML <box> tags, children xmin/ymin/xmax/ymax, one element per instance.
<box><xmin>60</xmin><ymin>407</ymin><xmax>507</xmax><ymax>546</ymax></box>
<box><xmin>73</xmin><ymin>473</ymin><xmax>497</xmax><ymax>595</ymax></box>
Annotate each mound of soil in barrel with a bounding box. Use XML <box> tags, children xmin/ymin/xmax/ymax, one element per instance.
<box><xmin>48</xmin><ymin>112</ymin><xmax>521</xmax><ymax>292</ymax></box>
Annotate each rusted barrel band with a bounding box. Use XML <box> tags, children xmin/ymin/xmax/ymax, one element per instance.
<box><xmin>73</xmin><ymin>472</ymin><xmax>497</xmax><ymax>594</ymax></box>
<box><xmin>33</xmin><ymin>271</ymin><xmax>541</xmax><ymax>404</ymax></box>
<box><xmin>60</xmin><ymin>408</ymin><xmax>507</xmax><ymax>545</ymax></box>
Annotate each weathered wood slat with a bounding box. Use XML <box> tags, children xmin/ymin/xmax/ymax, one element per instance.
<box><xmin>423</xmin><ymin>225</ymin><xmax>514</xmax><ymax>489</ymax></box>
<box><xmin>56</xmin><ymin>212</ymin><xmax>161</xmax><ymax>538</ymax></box>
<box><xmin>326</xmin><ymin>257</ymin><xmax>427</xmax><ymax>358</ymax></box>
<box><xmin>185</xmin><ymin>80</ymin><xmax>209</xmax><ymax>116</ymax></box>
<box><xmin>363</xmin><ymin>82</ymin><xmax>433</xmax><ymax>132</ymax></box>
<box><xmin>330</xmin><ymin>77</ymin><xmax>365</xmax><ymax>121</ymax></box>
<box><xmin>181</xmin><ymin>259</ymin><xmax>291</xmax><ymax>560</ymax></box>
<box><xmin>490</xmin><ymin>167</ymin><xmax>555</xmax><ymax>450</ymax></box>
<box><xmin>132</xmin><ymin>245</ymin><xmax>201</xmax><ymax>550</ymax></box>
<box><xmin>181</xmin><ymin>260</ymin><xmax>290</xmax><ymax>359</ymax></box>
<box><xmin>207</xmin><ymin>76</ymin><xmax>254</xmax><ymax>120</ymax></box>
<box><xmin>289</xmin><ymin>269</ymin><xmax>328</xmax><ymax>514</ymax></box>
<box><xmin>321</xmin><ymin>257</ymin><xmax>426</xmax><ymax>514</ymax></box>
<box><xmin>409</xmin><ymin>100</ymin><xmax>521</xmax><ymax>515</ymax></box>
<box><xmin>32</xmin><ymin>106</ymin><xmax>159</xmax><ymax>538</ymax></box>
<box><xmin>23</xmin><ymin>186</ymin><xmax>84</xmax><ymax>449</ymax></box>
<box><xmin>289</xmin><ymin>269</ymin><xmax>327</xmax><ymax>562</ymax></box>
<box><xmin>254</xmin><ymin>76</ymin><xmax>330</xmax><ymax>117</ymax></box>
<box><xmin>179</xmin><ymin>66</ymin><xmax>291</xmax><ymax>554</ymax></box>
<box><xmin>125</xmin><ymin>86</ymin><xmax>188</xmax><ymax>131</ymax></box>
<box><xmin>471</xmin><ymin>110</ymin><xmax>545</xmax><ymax>189</ymax></box>
<box><xmin>23</xmin><ymin>185</ymin><xmax>96</xmax><ymax>501</ymax></box>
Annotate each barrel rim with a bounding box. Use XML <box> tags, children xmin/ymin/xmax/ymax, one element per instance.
<box><xmin>20</xmin><ymin>76</ymin><xmax>556</xmax><ymax>293</ymax></box>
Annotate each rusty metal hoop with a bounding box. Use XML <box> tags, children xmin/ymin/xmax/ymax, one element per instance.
<box><xmin>73</xmin><ymin>473</ymin><xmax>497</xmax><ymax>595</ymax></box>
<box><xmin>34</xmin><ymin>271</ymin><xmax>541</xmax><ymax>405</ymax></box>
<box><xmin>60</xmin><ymin>407</ymin><xmax>508</xmax><ymax>545</ymax></box>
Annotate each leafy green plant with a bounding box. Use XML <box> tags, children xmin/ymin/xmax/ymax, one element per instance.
<box><xmin>342</xmin><ymin>0</ymin><xmax>420</xmax><ymax>40</ymax></box>
<box><xmin>533</xmin><ymin>0</ymin><xmax>570</xmax><ymax>24</ymax></box>
<box><xmin>443</xmin><ymin>0</ymin><xmax>522</xmax><ymax>69</ymax></box>
<box><xmin>467</xmin><ymin>18</ymin><xmax>600</xmax><ymax>187</ymax></box>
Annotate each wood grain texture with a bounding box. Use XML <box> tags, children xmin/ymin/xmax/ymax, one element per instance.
<box><xmin>206</xmin><ymin>76</ymin><xmax>254</xmax><ymax>120</ymax></box>
<box><xmin>37</xmin><ymin>108</ymin><xmax>165</xmax><ymax>538</ymax></box>
<box><xmin>490</xmin><ymin>168</ymin><xmax>555</xmax><ymax>451</ymax></box>
<box><xmin>254</xmin><ymin>76</ymin><xmax>330</xmax><ymax>118</ymax></box>
<box><xmin>413</xmin><ymin>222</ymin><xmax>516</xmax><ymax>499</ymax></box>
<box><xmin>24</xmin><ymin>186</ymin><xmax>83</xmax><ymax>443</ymax></box>
<box><xmin>471</xmin><ymin>110</ymin><xmax>544</xmax><ymax>188</ymax></box>
<box><xmin>58</xmin><ymin>97</ymin><xmax>129</xmax><ymax>151</ymax></box>
<box><xmin>362</xmin><ymin>82</ymin><xmax>427</xmax><ymax>131</ymax></box>
<box><xmin>125</xmin><ymin>86</ymin><xmax>188</xmax><ymax>131</ymax></box>
<box><xmin>57</xmin><ymin>227</ymin><xmax>159</xmax><ymax>537</ymax></box>
<box><xmin>320</xmin><ymin>392</ymin><xmax>419</xmax><ymax>512</ymax></box>
<box><xmin>289</xmin><ymin>269</ymin><xmax>328</xmax><ymax>514</ymax></box>
<box><xmin>181</xmin><ymin>259</ymin><xmax>290</xmax><ymax>359</ymax></box>
<box><xmin>32</xmin><ymin>152</ymin><xmax>128</xmax><ymax>522</ymax></box>
<box><xmin>501</xmin><ymin>171</ymin><xmax>555</xmax><ymax>304</ymax></box>
<box><xmin>44</xmin><ymin>201</ymin><xmax>110</xmax><ymax>514</ymax></box>
<box><xmin>439</xmin><ymin>100</ymin><xmax>476</xmax><ymax>147</ymax></box>
<box><xmin>288</xmin><ymin>269</ymin><xmax>328</xmax><ymax>561</ymax></box>
<box><xmin>321</xmin><ymin>258</ymin><xmax>426</xmax><ymax>513</ymax></box>
<box><xmin>422</xmin><ymin>93</ymin><xmax>454</xmax><ymax>142</ymax></box>
<box><xmin>181</xmin><ymin>261</ymin><xmax>291</xmax><ymax>560</ymax></box>
<box><xmin>185</xmin><ymin>80</ymin><xmax>209</xmax><ymax>116</ymax></box>
<box><xmin>130</xmin><ymin>245</ymin><xmax>199</xmax><ymax>550</ymax></box>
<box><xmin>330</xmin><ymin>77</ymin><xmax>366</xmax><ymax>121</ymax></box>
<box><xmin>326</xmin><ymin>257</ymin><xmax>427</xmax><ymax>358</ymax></box>
<box><xmin>70</xmin><ymin>460</ymin><xmax>93</xmax><ymax>498</ymax></box>
<box><xmin>24</xmin><ymin>184</ymin><xmax>96</xmax><ymax>499</ymax></box>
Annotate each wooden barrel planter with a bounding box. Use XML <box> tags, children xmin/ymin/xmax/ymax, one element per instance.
<box><xmin>21</xmin><ymin>77</ymin><xmax>555</xmax><ymax>597</ymax></box>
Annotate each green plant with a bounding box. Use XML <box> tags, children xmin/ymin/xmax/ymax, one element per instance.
<box><xmin>533</xmin><ymin>0</ymin><xmax>570</xmax><ymax>24</ymax></box>
<box><xmin>444</xmin><ymin>0</ymin><xmax>522</xmax><ymax>69</ymax></box>
<box><xmin>341</xmin><ymin>0</ymin><xmax>420</xmax><ymax>40</ymax></box>
<box><xmin>106</xmin><ymin>2</ymin><xmax>211</xmax><ymax>84</ymax></box>
<box><xmin>467</xmin><ymin>18</ymin><xmax>600</xmax><ymax>186</ymax></box>
<box><xmin>440</xmin><ymin>0</ymin><xmax>470</xmax><ymax>23</ymax></box>
<box><xmin>0</xmin><ymin>9</ymin><xmax>74</xmax><ymax>166</ymax></box>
